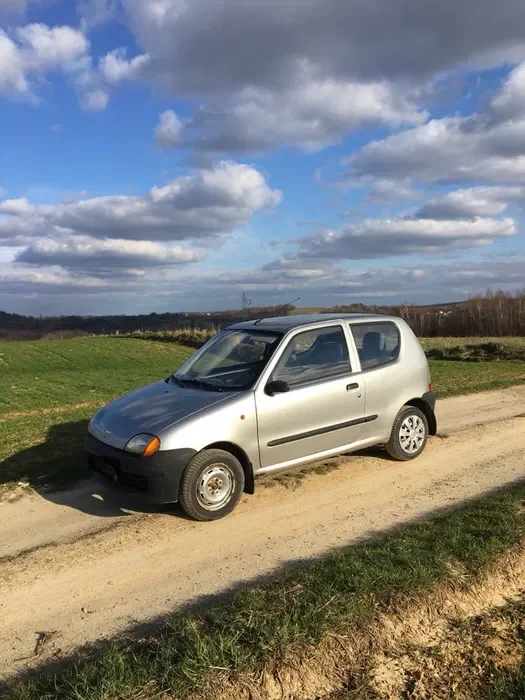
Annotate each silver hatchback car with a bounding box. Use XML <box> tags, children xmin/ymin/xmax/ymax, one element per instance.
<box><xmin>86</xmin><ymin>314</ymin><xmax>436</xmax><ymax>521</ymax></box>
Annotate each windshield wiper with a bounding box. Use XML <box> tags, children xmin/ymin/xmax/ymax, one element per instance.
<box><xmin>172</xmin><ymin>376</ymin><xmax>223</xmax><ymax>392</ymax></box>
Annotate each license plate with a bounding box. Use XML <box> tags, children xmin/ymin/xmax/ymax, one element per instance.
<box><xmin>95</xmin><ymin>458</ymin><xmax>118</xmax><ymax>481</ymax></box>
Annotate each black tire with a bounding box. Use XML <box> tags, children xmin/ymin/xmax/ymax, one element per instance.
<box><xmin>386</xmin><ymin>406</ymin><xmax>429</xmax><ymax>461</ymax></box>
<box><xmin>179</xmin><ymin>449</ymin><xmax>245</xmax><ymax>521</ymax></box>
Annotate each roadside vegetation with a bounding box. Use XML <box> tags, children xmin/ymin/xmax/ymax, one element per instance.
<box><xmin>1</xmin><ymin>335</ymin><xmax>524</xmax><ymax>496</ymax></box>
<box><xmin>4</xmin><ymin>484</ymin><xmax>525</xmax><ymax>700</ymax></box>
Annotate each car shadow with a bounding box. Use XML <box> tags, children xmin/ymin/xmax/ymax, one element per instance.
<box><xmin>1</xmin><ymin>419</ymin><xmax>181</xmax><ymax>519</ymax></box>
<box><xmin>2</xmin><ymin>418</ymin><xmax>395</xmax><ymax>519</ymax></box>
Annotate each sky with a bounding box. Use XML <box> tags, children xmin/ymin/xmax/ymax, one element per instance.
<box><xmin>1</xmin><ymin>0</ymin><xmax>525</xmax><ymax>316</ymax></box>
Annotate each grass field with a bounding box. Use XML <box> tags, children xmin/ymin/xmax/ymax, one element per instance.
<box><xmin>419</xmin><ymin>337</ymin><xmax>525</xmax><ymax>352</ymax></box>
<box><xmin>1</xmin><ymin>336</ymin><xmax>524</xmax><ymax>494</ymax></box>
<box><xmin>5</xmin><ymin>484</ymin><xmax>525</xmax><ymax>700</ymax></box>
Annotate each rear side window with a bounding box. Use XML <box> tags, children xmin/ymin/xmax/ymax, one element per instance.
<box><xmin>350</xmin><ymin>322</ymin><xmax>400</xmax><ymax>369</ymax></box>
<box><xmin>273</xmin><ymin>325</ymin><xmax>351</xmax><ymax>387</ymax></box>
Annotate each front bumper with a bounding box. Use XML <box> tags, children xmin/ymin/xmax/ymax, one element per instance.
<box><xmin>86</xmin><ymin>432</ymin><xmax>196</xmax><ymax>504</ymax></box>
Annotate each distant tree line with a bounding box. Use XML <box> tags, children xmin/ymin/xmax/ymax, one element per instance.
<box><xmin>0</xmin><ymin>304</ymin><xmax>294</xmax><ymax>341</ymax></box>
<box><xmin>1</xmin><ymin>290</ymin><xmax>524</xmax><ymax>340</ymax></box>
<box><xmin>331</xmin><ymin>290</ymin><xmax>525</xmax><ymax>337</ymax></box>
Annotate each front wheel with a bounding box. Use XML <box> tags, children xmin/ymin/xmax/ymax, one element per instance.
<box><xmin>386</xmin><ymin>406</ymin><xmax>429</xmax><ymax>461</ymax></box>
<box><xmin>179</xmin><ymin>449</ymin><xmax>245</xmax><ymax>521</ymax></box>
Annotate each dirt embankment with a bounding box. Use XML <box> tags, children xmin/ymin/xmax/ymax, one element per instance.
<box><xmin>0</xmin><ymin>386</ymin><xmax>525</xmax><ymax>682</ymax></box>
<box><xmin>199</xmin><ymin>545</ymin><xmax>525</xmax><ymax>700</ymax></box>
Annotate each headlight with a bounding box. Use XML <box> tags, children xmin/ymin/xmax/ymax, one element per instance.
<box><xmin>124</xmin><ymin>433</ymin><xmax>161</xmax><ymax>457</ymax></box>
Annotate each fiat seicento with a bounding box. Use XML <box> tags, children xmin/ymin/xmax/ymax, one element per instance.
<box><xmin>86</xmin><ymin>314</ymin><xmax>436</xmax><ymax>521</ymax></box>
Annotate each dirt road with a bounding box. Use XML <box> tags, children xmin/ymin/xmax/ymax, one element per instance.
<box><xmin>1</xmin><ymin>386</ymin><xmax>524</xmax><ymax>679</ymax></box>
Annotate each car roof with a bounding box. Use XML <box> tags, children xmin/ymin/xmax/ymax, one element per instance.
<box><xmin>228</xmin><ymin>313</ymin><xmax>401</xmax><ymax>333</ymax></box>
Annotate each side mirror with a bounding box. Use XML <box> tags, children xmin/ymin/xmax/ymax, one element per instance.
<box><xmin>265</xmin><ymin>379</ymin><xmax>290</xmax><ymax>396</ymax></box>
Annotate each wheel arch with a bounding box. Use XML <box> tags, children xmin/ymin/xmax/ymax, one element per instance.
<box><xmin>203</xmin><ymin>441</ymin><xmax>255</xmax><ymax>494</ymax></box>
<box><xmin>404</xmin><ymin>398</ymin><xmax>437</xmax><ymax>435</ymax></box>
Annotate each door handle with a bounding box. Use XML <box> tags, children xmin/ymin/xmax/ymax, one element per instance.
<box><xmin>346</xmin><ymin>382</ymin><xmax>359</xmax><ymax>391</ymax></box>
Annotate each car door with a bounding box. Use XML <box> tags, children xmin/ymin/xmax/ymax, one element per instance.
<box><xmin>255</xmin><ymin>324</ymin><xmax>365</xmax><ymax>470</ymax></box>
<box><xmin>348</xmin><ymin>320</ymin><xmax>404</xmax><ymax>442</ymax></box>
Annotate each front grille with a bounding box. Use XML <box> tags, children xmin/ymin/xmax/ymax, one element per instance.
<box><xmin>90</xmin><ymin>456</ymin><xmax>119</xmax><ymax>481</ymax></box>
<box><xmin>119</xmin><ymin>472</ymin><xmax>149</xmax><ymax>492</ymax></box>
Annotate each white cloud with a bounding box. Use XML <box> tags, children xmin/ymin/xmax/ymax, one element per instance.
<box><xmin>161</xmin><ymin>74</ymin><xmax>426</xmax><ymax>155</ymax></box>
<box><xmin>365</xmin><ymin>178</ymin><xmax>420</xmax><ymax>205</ymax></box>
<box><xmin>5</xmin><ymin>254</ymin><xmax>525</xmax><ymax>315</ymax></box>
<box><xmin>78</xmin><ymin>0</ymin><xmax>118</xmax><ymax>31</ymax></box>
<box><xmin>86</xmin><ymin>0</ymin><xmax>525</xmax><ymax>153</ymax></box>
<box><xmin>155</xmin><ymin>109</ymin><xmax>182</xmax><ymax>148</ymax></box>
<box><xmin>0</xmin><ymin>196</ymin><xmax>34</xmax><ymax>215</ymax></box>
<box><xmin>489</xmin><ymin>62</ymin><xmax>525</xmax><ymax>123</ymax></box>
<box><xmin>0</xmin><ymin>161</ymin><xmax>281</xmax><ymax>284</ymax></box>
<box><xmin>0</xmin><ymin>30</ymin><xmax>30</xmax><ymax>97</ymax></box>
<box><xmin>99</xmin><ymin>47</ymin><xmax>150</xmax><ymax>83</ymax></box>
<box><xmin>120</xmin><ymin>0</ymin><xmax>525</xmax><ymax>92</ymax></box>
<box><xmin>16</xmin><ymin>234</ymin><xmax>204</xmax><ymax>273</ymax></box>
<box><xmin>16</xmin><ymin>23</ymin><xmax>88</xmax><ymax>70</ymax></box>
<box><xmin>296</xmin><ymin>216</ymin><xmax>517</xmax><ymax>260</ymax></box>
<box><xmin>0</xmin><ymin>23</ymin><xmax>91</xmax><ymax>102</ymax></box>
<box><xmin>415</xmin><ymin>186</ymin><xmax>525</xmax><ymax>219</ymax></box>
<box><xmin>80</xmin><ymin>87</ymin><xmax>109</xmax><ymax>111</ymax></box>
<box><xmin>348</xmin><ymin>60</ymin><xmax>525</xmax><ymax>185</ymax></box>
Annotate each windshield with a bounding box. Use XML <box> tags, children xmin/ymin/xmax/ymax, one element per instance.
<box><xmin>173</xmin><ymin>329</ymin><xmax>282</xmax><ymax>391</ymax></box>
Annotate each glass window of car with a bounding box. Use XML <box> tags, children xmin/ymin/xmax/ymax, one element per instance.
<box><xmin>272</xmin><ymin>326</ymin><xmax>351</xmax><ymax>387</ymax></box>
<box><xmin>173</xmin><ymin>329</ymin><xmax>282</xmax><ymax>390</ymax></box>
<box><xmin>350</xmin><ymin>322</ymin><xmax>400</xmax><ymax>369</ymax></box>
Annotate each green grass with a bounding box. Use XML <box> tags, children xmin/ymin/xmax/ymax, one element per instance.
<box><xmin>483</xmin><ymin>659</ymin><xmax>525</xmax><ymax>699</ymax></box>
<box><xmin>0</xmin><ymin>336</ymin><xmax>191</xmax><ymax>413</ymax></box>
<box><xmin>0</xmin><ymin>337</ymin><xmax>191</xmax><ymax>493</ymax></box>
<box><xmin>420</xmin><ymin>337</ymin><xmax>525</xmax><ymax>352</ymax></box>
<box><xmin>4</xmin><ymin>485</ymin><xmax>525</xmax><ymax>700</ymax></box>
<box><xmin>429</xmin><ymin>360</ymin><xmax>525</xmax><ymax>398</ymax></box>
<box><xmin>1</xmin><ymin>336</ymin><xmax>524</xmax><ymax>494</ymax></box>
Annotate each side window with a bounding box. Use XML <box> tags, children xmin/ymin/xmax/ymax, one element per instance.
<box><xmin>273</xmin><ymin>326</ymin><xmax>351</xmax><ymax>387</ymax></box>
<box><xmin>350</xmin><ymin>322</ymin><xmax>400</xmax><ymax>369</ymax></box>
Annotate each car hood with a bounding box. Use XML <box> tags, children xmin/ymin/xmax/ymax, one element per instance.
<box><xmin>89</xmin><ymin>379</ymin><xmax>235</xmax><ymax>450</ymax></box>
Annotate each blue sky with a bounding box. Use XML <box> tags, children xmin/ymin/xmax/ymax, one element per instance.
<box><xmin>1</xmin><ymin>0</ymin><xmax>525</xmax><ymax>315</ymax></box>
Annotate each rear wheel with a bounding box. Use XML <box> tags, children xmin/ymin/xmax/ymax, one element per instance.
<box><xmin>386</xmin><ymin>406</ymin><xmax>429</xmax><ymax>461</ymax></box>
<box><xmin>179</xmin><ymin>449</ymin><xmax>245</xmax><ymax>521</ymax></box>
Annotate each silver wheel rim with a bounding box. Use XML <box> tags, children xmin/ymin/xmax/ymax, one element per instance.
<box><xmin>399</xmin><ymin>414</ymin><xmax>426</xmax><ymax>454</ymax></box>
<box><xmin>196</xmin><ymin>463</ymin><xmax>235</xmax><ymax>511</ymax></box>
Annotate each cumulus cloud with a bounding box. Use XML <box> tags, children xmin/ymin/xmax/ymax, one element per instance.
<box><xmin>159</xmin><ymin>75</ymin><xmax>426</xmax><ymax>155</ymax></box>
<box><xmin>16</xmin><ymin>234</ymin><xmax>204</xmax><ymax>273</ymax></box>
<box><xmin>347</xmin><ymin>61</ymin><xmax>525</xmax><ymax>185</ymax></box>
<box><xmin>120</xmin><ymin>0</ymin><xmax>525</xmax><ymax>92</ymax></box>
<box><xmin>80</xmin><ymin>87</ymin><xmax>109</xmax><ymax>111</ymax></box>
<box><xmin>0</xmin><ymin>23</ymin><xmax>89</xmax><ymax>100</ymax></box>
<box><xmin>0</xmin><ymin>264</ymin><xmax>111</xmax><ymax>296</ymax></box>
<box><xmin>349</xmin><ymin>116</ymin><xmax>525</xmax><ymax>184</ymax></box>
<box><xmin>155</xmin><ymin>109</ymin><xmax>182</xmax><ymax>148</ymax></box>
<box><xmin>204</xmin><ymin>258</ymin><xmax>525</xmax><ymax>302</ymax></box>
<box><xmin>78</xmin><ymin>0</ymin><xmax>118</xmax><ymax>31</ymax></box>
<box><xmin>296</xmin><ymin>216</ymin><xmax>517</xmax><ymax>261</ymax></box>
<box><xmin>0</xmin><ymin>162</ymin><xmax>281</xmax><ymax>244</ymax></box>
<box><xmin>415</xmin><ymin>186</ymin><xmax>525</xmax><ymax>219</ymax></box>
<box><xmin>365</xmin><ymin>178</ymin><xmax>420</xmax><ymax>205</ymax></box>
<box><xmin>5</xmin><ymin>254</ymin><xmax>525</xmax><ymax>315</ymax></box>
<box><xmin>87</xmin><ymin>0</ymin><xmax>525</xmax><ymax>152</ymax></box>
<box><xmin>488</xmin><ymin>62</ymin><xmax>525</xmax><ymax>123</ymax></box>
<box><xmin>99</xmin><ymin>47</ymin><xmax>150</xmax><ymax>83</ymax></box>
